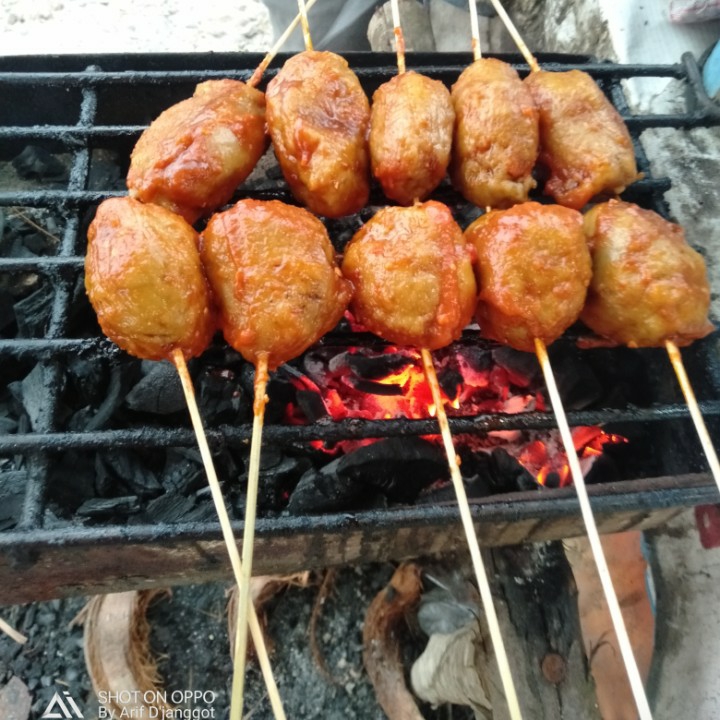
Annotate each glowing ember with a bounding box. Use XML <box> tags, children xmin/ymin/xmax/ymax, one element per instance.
<box><xmin>284</xmin><ymin>343</ymin><xmax>627</xmax><ymax>487</ymax></box>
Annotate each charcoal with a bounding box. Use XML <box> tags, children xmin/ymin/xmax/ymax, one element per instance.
<box><xmin>260</xmin><ymin>446</ymin><xmax>283</xmax><ymax>471</ymax></box>
<box><xmin>485</xmin><ymin>448</ymin><xmax>537</xmax><ymax>492</ymax></box>
<box><xmin>88</xmin><ymin>149</ymin><xmax>124</xmax><ymax>190</ymax></box>
<box><xmin>76</xmin><ymin>496</ymin><xmax>141</xmax><ymax>518</ymax></box>
<box><xmin>345</xmin><ymin>351</ymin><xmax>415</xmax><ymax>380</ymax></box>
<box><xmin>295</xmin><ymin>389</ymin><xmax>329</xmax><ymax>422</ymax></box>
<box><xmin>46</xmin><ymin>452</ymin><xmax>97</xmax><ymax>514</ymax></box>
<box><xmin>461</xmin><ymin>345</ymin><xmax>492</xmax><ymax>373</ymax></box>
<box><xmin>552</xmin><ymin>355</ymin><xmax>603</xmax><ymax>410</ymax></box>
<box><xmin>0</xmin><ymin>470</ymin><xmax>27</xmax><ymax>531</ymax></box>
<box><xmin>14</xmin><ymin>283</ymin><xmax>53</xmax><ymax>338</ymax></box>
<box><xmin>287</xmin><ymin>458</ymin><xmax>368</xmax><ymax>515</ymax></box>
<box><xmin>0</xmin><ymin>290</ymin><xmax>15</xmax><ymax>332</ymax></box>
<box><xmin>258</xmin><ymin>454</ymin><xmax>311</xmax><ymax>511</ymax></box>
<box><xmin>336</xmin><ymin>437</ymin><xmax>447</xmax><ymax>502</ymax></box>
<box><xmin>125</xmin><ymin>361</ymin><xmax>185</xmax><ymax>415</ymax></box>
<box><xmin>492</xmin><ymin>347</ymin><xmax>540</xmax><ymax>387</ymax></box>
<box><xmin>437</xmin><ymin>364</ymin><xmax>463</xmax><ymax>401</ymax></box>
<box><xmin>96</xmin><ymin>450</ymin><xmax>162</xmax><ymax>498</ymax></box>
<box><xmin>344</xmin><ymin>377</ymin><xmax>404</xmax><ymax>396</ymax></box>
<box><xmin>9</xmin><ymin>363</ymin><xmax>59</xmax><ymax>432</ymax></box>
<box><xmin>69</xmin><ymin>363</ymin><xmax>126</xmax><ymax>432</ymax></box>
<box><xmin>145</xmin><ymin>493</ymin><xmax>196</xmax><ymax>523</ymax></box>
<box><xmin>197</xmin><ymin>366</ymin><xmax>246</xmax><ymax>424</ymax></box>
<box><xmin>161</xmin><ymin>449</ymin><xmax>206</xmax><ymax>495</ymax></box>
<box><xmin>12</xmin><ymin>145</ymin><xmax>68</xmax><ymax>182</ymax></box>
<box><xmin>416</xmin><ymin>476</ymin><xmax>489</xmax><ymax>505</ymax></box>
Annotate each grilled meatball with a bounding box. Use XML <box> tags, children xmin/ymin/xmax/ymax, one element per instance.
<box><xmin>451</xmin><ymin>58</ymin><xmax>539</xmax><ymax>209</ymax></box>
<box><xmin>265</xmin><ymin>51</ymin><xmax>370</xmax><ymax>218</ymax></box>
<box><xmin>524</xmin><ymin>70</ymin><xmax>640</xmax><ymax>210</ymax></box>
<box><xmin>200</xmin><ymin>199</ymin><xmax>352</xmax><ymax>369</ymax></box>
<box><xmin>342</xmin><ymin>202</ymin><xmax>477</xmax><ymax>350</ymax></box>
<box><xmin>127</xmin><ymin>79</ymin><xmax>267</xmax><ymax>224</ymax></box>
<box><xmin>370</xmin><ymin>71</ymin><xmax>455</xmax><ymax>205</ymax></box>
<box><xmin>581</xmin><ymin>200</ymin><xmax>714</xmax><ymax>348</ymax></box>
<box><xmin>85</xmin><ymin>197</ymin><xmax>214</xmax><ymax>361</ymax></box>
<box><xmin>466</xmin><ymin>202</ymin><xmax>591</xmax><ymax>352</ymax></box>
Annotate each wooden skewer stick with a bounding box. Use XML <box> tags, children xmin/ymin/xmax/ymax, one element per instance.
<box><xmin>420</xmin><ymin>348</ymin><xmax>523</xmax><ymax>720</ymax></box>
<box><xmin>229</xmin><ymin>352</ymin><xmax>270</xmax><ymax>720</ymax></box>
<box><xmin>390</xmin><ymin>0</ymin><xmax>406</xmax><ymax>74</ymax></box>
<box><xmin>247</xmin><ymin>0</ymin><xmax>319</xmax><ymax>87</ymax></box>
<box><xmin>297</xmin><ymin>0</ymin><xmax>314</xmax><ymax>51</ymax></box>
<box><xmin>485</xmin><ymin>0</ymin><xmax>540</xmax><ymax>72</ymax></box>
<box><xmin>0</xmin><ymin>617</ymin><xmax>27</xmax><ymax>645</ymax></box>
<box><xmin>172</xmin><ymin>350</ymin><xmax>285</xmax><ymax>720</ymax></box>
<box><xmin>666</xmin><ymin>339</ymin><xmax>720</xmax><ymax>493</ymax></box>
<box><xmin>533</xmin><ymin>338</ymin><xmax>653</xmax><ymax>720</ymax></box>
<box><xmin>468</xmin><ymin>0</ymin><xmax>482</xmax><ymax>61</ymax></box>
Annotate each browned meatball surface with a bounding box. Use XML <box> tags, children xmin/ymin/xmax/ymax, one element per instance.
<box><xmin>581</xmin><ymin>200</ymin><xmax>714</xmax><ymax>348</ymax></box>
<box><xmin>451</xmin><ymin>58</ymin><xmax>539</xmax><ymax>209</ymax></box>
<box><xmin>466</xmin><ymin>202</ymin><xmax>591</xmax><ymax>352</ymax></box>
<box><xmin>370</xmin><ymin>71</ymin><xmax>455</xmax><ymax>206</ymax></box>
<box><xmin>200</xmin><ymin>199</ymin><xmax>352</xmax><ymax>369</ymax></box>
<box><xmin>524</xmin><ymin>70</ymin><xmax>640</xmax><ymax>210</ymax></box>
<box><xmin>342</xmin><ymin>202</ymin><xmax>477</xmax><ymax>350</ymax></box>
<box><xmin>85</xmin><ymin>197</ymin><xmax>214</xmax><ymax>361</ymax></box>
<box><xmin>127</xmin><ymin>79</ymin><xmax>267</xmax><ymax>224</ymax></box>
<box><xmin>266</xmin><ymin>51</ymin><xmax>370</xmax><ymax>218</ymax></box>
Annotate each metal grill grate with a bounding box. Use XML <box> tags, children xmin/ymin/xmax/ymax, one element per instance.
<box><xmin>1</xmin><ymin>51</ymin><xmax>719</xmax><ymax>603</ymax></box>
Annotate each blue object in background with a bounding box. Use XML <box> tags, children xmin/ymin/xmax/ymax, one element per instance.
<box><xmin>703</xmin><ymin>37</ymin><xmax>720</xmax><ymax>101</ymax></box>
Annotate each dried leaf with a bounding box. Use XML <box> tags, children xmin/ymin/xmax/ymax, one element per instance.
<box><xmin>0</xmin><ymin>676</ymin><xmax>32</xmax><ymax>720</ymax></box>
<box><xmin>362</xmin><ymin>562</ymin><xmax>424</xmax><ymax>720</ymax></box>
<box><xmin>411</xmin><ymin>623</ymin><xmax>493</xmax><ymax>720</ymax></box>
<box><xmin>227</xmin><ymin>572</ymin><xmax>312</xmax><ymax>660</ymax></box>
<box><xmin>78</xmin><ymin>590</ymin><xmax>173</xmax><ymax>717</ymax></box>
<box><xmin>564</xmin><ymin>532</ymin><xmax>655</xmax><ymax>720</ymax></box>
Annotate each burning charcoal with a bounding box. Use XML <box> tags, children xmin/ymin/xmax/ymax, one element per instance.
<box><xmin>287</xmin><ymin>457</ymin><xmax>368</xmax><ymax>515</ymax></box>
<box><xmin>197</xmin><ymin>366</ymin><xmax>247</xmax><ymax>424</ymax></box>
<box><xmin>95</xmin><ymin>450</ymin><xmax>162</xmax><ymax>499</ymax></box>
<box><xmin>12</xmin><ymin>145</ymin><xmax>68</xmax><ymax>183</ymax></box>
<box><xmin>460</xmin><ymin>345</ymin><xmax>492</xmax><ymax>373</ymax></box>
<box><xmin>240</xmin><ymin>364</ymin><xmax>295</xmax><ymax>423</ymax></box>
<box><xmin>295</xmin><ymin>389</ymin><xmax>329</xmax><ymax>422</ymax></box>
<box><xmin>337</xmin><ymin>437</ymin><xmax>447</xmax><ymax>502</ymax></box>
<box><xmin>0</xmin><ymin>471</ymin><xmax>27</xmax><ymax>531</ymax></box>
<box><xmin>437</xmin><ymin>364</ymin><xmax>463</xmax><ymax>402</ymax></box>
<box><xmin>125</xmin><ymin>361</ymin><xmax>185</xmax><ymax>415</ymax></box>
<box><xmin>342</xmin><ymin>376</ymin><xmax>404</xmax><ymax>396</ymax></box>
<box><xmin>485</xmin><ymin>448</ymin><xmax>537</xmax><ymax>493</ymax></box>
<box><xmin>344</xmin><ymin>350</ymin><xmax>415</xmax><ymax>380</ymax></box>
<box><xmin>259</xmin><ymin>454</ymin><xmax>311</xmax><ymax>511</ymax></box>
<box><xmin>492</xmin><ymin>347</ymin><xmax>540</xmax><ymax>387</ymax></box>
<box><xmin>76</xmin><ymin>496</ymin><xmax>141</xmax><ymax>519</ymax></box>
<box><xmin>14</xmin><ymin>283</ymin><xmax>53</xmax><ymax>338</ymax></box>
<box><xmin>144</xmin><ymin>493</ymin><xmax>196</xmax><ymax>523</ymax></box>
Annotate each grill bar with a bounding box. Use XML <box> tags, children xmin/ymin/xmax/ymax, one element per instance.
<box><xmin>1</xmin><ymin>51</ymin><xmax>719</xmax><ymax>600</ymax></box>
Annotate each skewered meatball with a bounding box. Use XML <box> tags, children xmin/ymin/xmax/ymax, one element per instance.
<box><xmin>370</xmin><ymin>71</ymin><xmax>455</xmax><ymax>206</ymax></box>
<box><xmin>342</xmin><ymin>201</ymin><xmax>477</xmax><ymax>350</ymax></box>
<box><xmin>524</xmin><ymin>70</ymin><xmax>641</xmax><ymax>210</ymax></box>
<box><xmin>581</xmin><ymin>200</ymin><xmax>714</xmax><ymax>348</ymax></box>
<box><xmin>451</xmin><ymin>58</ymin><xmax>539</xmax><ymax>209</ymax></box>
<box><xmin>200</xmin><ymin>199</ymin><xmax>352</xmax><ymax>369</ymax></box>
<box><xmin>127</xmin><ymin>79</ymin><xmax>267</xmax><ymax>224</ymax></box>
<box><xmin>265</xmin><ymin>50</ymin><xmax>370</xmax><ymax>218</ymax></box>
<box><xmin>466</xmin><ymin>202</ymin><xmax>591</xmax><ymax>352</ymax></box>
<box><xmin>85</xmin><ymin>197</ymin><xmax>214</xmax><ymax>361</ymax></box>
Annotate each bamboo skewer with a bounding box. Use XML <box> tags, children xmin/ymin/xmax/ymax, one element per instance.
<box><xmin>247</xmin><ymin>0</ymin><xmax>319</xmax><ymax>87</ymax></box>
<box><xmin>385</xmin><ymin>4</ymin><xmax>521</xmax><ymax>709</ymax></box>
<box><xmin>421</xmin><ymin>350</ymin><xmax>523</xmax><ymax>720</ymax></box>
<box><xmin>534</xmin><ymin>338</ymin><xmax>653</xmax><ymax>720</ymax></box>
<box><xmin>485</xmin><ymin>0</ymin><xmax>540</xmax><ymax>72</ymax></box>
<box><xmin>229</xmin><ymin>353</ymin><xmax>270</xmax><ymax>720</ymax></box>
<box><xmin>171</xmin><ymin>350</ymin><xmax>285</xmax><ymax>720</ymax></box>
<box><xmin>468</xmin><ymin>0</ymin><xmax>482</xmax><ymax>62</ymax></box>
<box><xmin>666</xmin><ymin>339</ymin><xmax>720</xmax><ymax>493</ymax></box>
<box><xmin>0</xmin><ymin>617</ymin><xmax>27</xmax><ymax>645</ymax></box>
<box><xmin>297</xmin><ymin>0</ymin><xmax>314</xmax><ymax>51</ymax></box>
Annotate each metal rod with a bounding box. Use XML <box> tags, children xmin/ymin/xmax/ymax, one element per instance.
<box><xmin>421</xmin><ymin>348</ymin><xmax>524</xmax><ymax>720</ymax></box>
<box><xmin>534</xmin><ymin>338</ymin><xmax>653</xmax><ymax>720</ymax></box>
